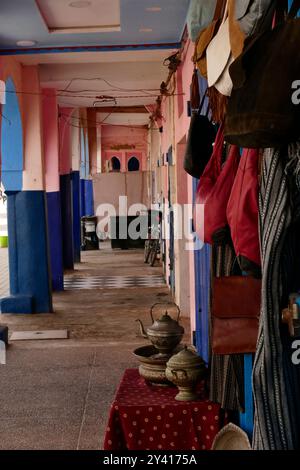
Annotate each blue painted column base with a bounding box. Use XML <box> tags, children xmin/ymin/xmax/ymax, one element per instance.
<box><xmin>1</xmin><ymin>295</ymin><xmax>33</xmax><ymax>314</ymax></box>
<box><xmin>71</xmin><ymin>171</ymin><xmax>81</xmax><ymax>263</ymax></box>
<box><xmin>0</xmin><ymin>191</ymin><xmax>53</xmax><ymax>314</ymax></box>
<box><xmin>60</xmin><ymin>174</ymin><xmax>74</xmax><ymax>270</ymax></box>
<box><xmin>47</xmin><ymin>191</ymin><xmax>64</xmax><ymax>291</ymax></box>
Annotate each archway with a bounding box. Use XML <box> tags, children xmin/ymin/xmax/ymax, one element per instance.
<box><xmin>128</xmin><ymin>156</ymin><xmax>140</xmax><ymax>172</ymax></box>
<box><xmin>1</xmin><ymin>77</ymin><xmax>23</xmax><ymax>191</ymax></box>
<box><xmin>111</xmin><ymin>156</ymin><xmax>121</xmax><ymax>172</ymax></box>
<box><xmin>0</xmin><ymin>77</ymin><xmax>23</xmax><ymax>309</ymax></box>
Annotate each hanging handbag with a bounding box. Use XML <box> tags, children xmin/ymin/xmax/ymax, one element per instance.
<box><xmin>187</xmin><ymin>0</ymin><xmax>217</xmax><ymax>42</ymax></box>
<box><xmin>234</xmin><ymin>0</ymin><xmax>275</xmax><ymax>36</ymax></box>
<box><xmin>183</xmin><ymin>91</ymin><xmax>217</xmax><ymax>179</ymax></box>
<box><xmin>194</xmin><ymin>123</ymin><xmax>240</xmax><ymax>244</ymax></box>
<box><xmin>211</xmin><ymin>276</ymin><xmax>261</xmax><ymax>354</ymax></box>
<box><xmin>227</xmin><ymin>148</ymin><xmax>261</xmax><ymax>267</ymax></box>
<box><xmin>206</xmin><ymin>0</ymin><xmax>234</xmax><ymax>97</ymax></box>
<box><xmin>225</xmin><ymin>0</ymin><xmax>300</xmax><ymax>148</ymax></box>
<box><xmin>194</xmin><ymin>0</ymin><xmax>226</xmax><ymax>78</ymax></box>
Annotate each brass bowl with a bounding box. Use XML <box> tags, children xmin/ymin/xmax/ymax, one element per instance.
<box><xmin>133</xmin><ymin>345</ymin><xmax>171</xmax><ymax>386</ymax></box>
<box><xmin>134</xmin><ymin>345</ymin><xmax>186</xmax><ymax>386</ymax></box>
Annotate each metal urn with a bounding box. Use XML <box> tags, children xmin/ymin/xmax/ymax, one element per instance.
<box><xmin>166</xmin><ymin>346</ymin><xmax>207</xmax><ymax>401</ymax></box>
<box><xmin>136</xmin><ymin>303</ymin><xmax>184</xmax><ymax>357</ymax></box>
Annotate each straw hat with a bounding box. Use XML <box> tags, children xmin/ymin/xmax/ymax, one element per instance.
<box><xmin>211</xmin><ymin>423</ymin><xmax>251</xmax><ymax>450</ymax></box>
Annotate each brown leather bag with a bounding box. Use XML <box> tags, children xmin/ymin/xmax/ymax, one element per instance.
<box><xmin>225</xmin><ymin>0</ymin><xmax>300</xmax><ymax>148</ymax></box>
<box><xmin>194</xmin><ymin>0</ymin><xmax>226</xmax><ymax>78</ymax></box>
<box><xmin>211</xmin><ymin>276</ymin><xmax>261</xmax><ymax>355</ymax></box>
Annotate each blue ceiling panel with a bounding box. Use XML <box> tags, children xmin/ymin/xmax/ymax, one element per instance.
<box><xmin>0</xmin><ymin>0</ymin><xmax>189</xmax><ymax>53</ymax></box>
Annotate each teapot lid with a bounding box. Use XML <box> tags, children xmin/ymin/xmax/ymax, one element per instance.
<box><xmin>166</xmin><ymin>346</ymin><xmax>205</xmax><ymax>368</ymax></box>
<box><xmin>148</xmin><ymin>311</ymin><xmax>184</xmax><ymax>335</ymax></box>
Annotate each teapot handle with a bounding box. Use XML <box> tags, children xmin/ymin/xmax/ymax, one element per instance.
<box><xmin>150</xmin><ymin>302</ymin><xmax>181</xmax><ymax>323</ymax></box>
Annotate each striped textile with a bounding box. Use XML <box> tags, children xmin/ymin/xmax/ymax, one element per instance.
<box><xmin>253</xmin><ymin>143</ymin><xmax>300</xmax><ymax>449</ymax></box>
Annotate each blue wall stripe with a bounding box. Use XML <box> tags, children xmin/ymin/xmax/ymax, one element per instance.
<box><xmin>239</xmin><ymin>354</ymin><xmax>254</xmax><ymax>437</ymax></box>
<box><xmin>0</xmin><ymin>43</ymin><xmax>181</xmax><ymax>56</ymax></box>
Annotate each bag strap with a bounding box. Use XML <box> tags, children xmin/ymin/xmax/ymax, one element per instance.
<box><xmin>198</xmin><ymin>88</ymin><xmax>213</xmax><ymax>119</ymax></box>
<box><xmin>288</xmin><ymin>0</ymin><xmax>300</xmax><ymax>18</ymax></box>
<box><xmin>211</xmin><ymin>122</ymin><xmax>225</xmax><ymax>175</ymax></box>
<box><xmin>213</xmin><ymin>0</ymin><xmax>227</xmax><ymax>21</ymax></box>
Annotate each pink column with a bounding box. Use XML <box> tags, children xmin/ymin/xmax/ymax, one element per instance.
<box><xmin>59</xmin><ymin>107</ymin><xmax>73</xmax><ymax>176</ymax></box>
<box><xmin>43</xmin><ymin>89</ymin><xmax>59</xmax><ymax>192</ymax></box>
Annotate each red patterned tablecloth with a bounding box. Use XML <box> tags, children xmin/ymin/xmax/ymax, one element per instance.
<box><xmin>103</xmin><ymin>369</ymin><xmax>227</xmax><ymax>451</ymax></box>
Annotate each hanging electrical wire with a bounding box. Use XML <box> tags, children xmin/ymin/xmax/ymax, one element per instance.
<box><xmin>58</xmin><ymin>77</ymin><xmax>161</xmax><ymax>96</ymax></box>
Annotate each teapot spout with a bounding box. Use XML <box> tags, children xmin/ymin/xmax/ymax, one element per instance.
<box><xmin>135</xmin><ymin>319</ymin><xmax>148</xmax><ymax>339</ymax></box>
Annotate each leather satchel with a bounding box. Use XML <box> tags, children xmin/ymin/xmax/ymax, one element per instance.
<box><xmin>194</xmin><ymin>0</ymin><xmax>225</xmax><ymax>78</ymax></box>
<box><xmin>183</xmin><ymin>92</ymin><xmax>217</xmax><ymax>179</ymax></box>
<box><xmin>225</xmin><ymin>0</ymin><xmax>300</xmax><ymax>148</ymax></box>
<box><xmin>211</xmin><ymin>276</ymin><xmax>261</xmax><ymax>355</ymax></box>
<box><xmin>227</xmin><ymin>148</ymin><xmax>261</xmax><ymax>267</ymax></box>
<box><xmin>194</xmin><ymin>124</ymin><xmax>240</xmax><ymax>244</ymax></box>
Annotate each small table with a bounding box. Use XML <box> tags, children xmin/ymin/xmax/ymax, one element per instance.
<box><xmin>104</xmin><ymin>369</ymin><xmax>227</xmax><ymax>451</ymax></box>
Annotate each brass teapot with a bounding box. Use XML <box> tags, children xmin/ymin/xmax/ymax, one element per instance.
<box><xmin>136</xmin><ymin>302</ymin><xmax>184</xmax><ymax>357</ymax></box>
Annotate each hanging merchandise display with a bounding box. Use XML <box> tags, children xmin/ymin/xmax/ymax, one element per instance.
<box><xmin>211</xmin><ymin>276</ymin><xmax>261</xmax><ymax>355</ymax></box>
<box><xmin>225</xmin><ymin>0</ymin><xmax>300</xmax><ymax>148</ymax></box>
<box><xmin>234</xmin><ymin>0</ymin><xmax>274</xmax><ymax>36</ymax></box>
<box><xmin>183</xmin><ymin>91</ymin><xmax>217</xmax><ymax>179</ymax></box>
<box><xmin>187</xmin><ymin>0</ymin><xmax>217</xmax><ymax>42</ymax></box>
<box><xmin>253</xmin><ymin>142</ymin><xmax>300</xmax><ymax>450</ymax></box>
<box><xmin>209</xmin><ymin>244</ymin><xmax>245</xmax><ymax>412</ymax></box>
<box><xmin>206</xmin><ymin>0</ymin><xmax>234</xmax><ymax>97</ymax></box>
<box><xmin>194</xmin><ymin>124</ymin><xmax>240</xmax><ymax>245</ymax></box>
<box><xmin>227</xmin><ymin>148</ymin><xmax>261</xmax><ymax>269</ymax></box>
<box><xmin>193</xmin><ymin>0</ymin><xmax>226</xmax><ymax>78</ymax></box>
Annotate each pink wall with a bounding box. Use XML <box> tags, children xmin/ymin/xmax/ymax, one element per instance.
<box><xmin>174</xmin><ymin>39</ymin><xmax>195</xmax><ymax>145</ymax></box>
<box><xmin>101</xmin><ymin>125</ymin><xmax>148</xmax><ymax>172</ymax></box>
<box><xmin>42</xmin><ymin>89</ymin><xmax>60</xmax><ymax>192</ymax></box>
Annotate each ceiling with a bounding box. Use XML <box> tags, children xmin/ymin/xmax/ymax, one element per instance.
<box><xmin>39</xmin><ymin>49</ymin><xmax>175</xmax><ymax>108</ymax></box>
<box><xmin>0</xmin><ymin>0</ymin><xmax>188</xmax><ymax>119</ymax></box>
<box><xmin>0</xmin><ymin>0</ymin><xmax>189</xmax><ymax>51</ymax></box>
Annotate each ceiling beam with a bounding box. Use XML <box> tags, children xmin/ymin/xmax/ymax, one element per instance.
<box><xmin>92</xmin><ymin>106</ymin><xmax>149</xmax><ymax>114</ymax></box>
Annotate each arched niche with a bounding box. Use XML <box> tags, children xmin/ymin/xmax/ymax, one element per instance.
<box><xmin>111</xmin><ymin>156</ymin><xmax>121</xmax><ymax>172</ymax></box>
<box><xmin>128</xmin><ymin>156</ymin><xmax>140</xmax><ymax>172</ymax></box>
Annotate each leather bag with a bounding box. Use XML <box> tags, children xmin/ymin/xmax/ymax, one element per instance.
<box><xmin>211</xmin><ymin>276</ymin><xmax>261</xmax><ymax>354</ymax></box>
<box><xmin>225</xmin><ymin>0</ymin><xmax>300</xmax><ymax>148</ymax></box>
<box><xmin>183</xmin><ymin>91</ymin><xmax>217</xmax><ymax>179</ymax></box>
<box><xmin>206</xmin><ymin>0</ymin><xmax>234</xmax><ymax>96</ymax></box>
<box><xmin>194</xmin><ymin>123</ymin><xmax>240</xmax><ymax>244</ymax></box>
<box><xmin>194</xmin><ymin>0</ymin><xmax>226</xmax><ymax>78</ymax></box>
<box><xmin>227</xmin><ymin>148</ymin><xmax>261</xmax><ymax>267</ymax></box>
<box><xmin>187</xmin><ymin>0</ymin><xmax>217</xmax><ymax>42</ymax></box>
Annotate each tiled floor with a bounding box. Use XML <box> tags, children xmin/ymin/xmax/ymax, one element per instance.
<box><xmin>0</xmin><ymin>247</ymin><xmax>190</xmax><ymax>449</ymax></box>
<box><xmin>64</xmin><ymin>274</ymin><xmax>165</xmax><ymax>290</ymax></box>
<box><xmin>0</xmin><ymin>247</ymin><xmax>9</xmax><ymax>298</ymax></box>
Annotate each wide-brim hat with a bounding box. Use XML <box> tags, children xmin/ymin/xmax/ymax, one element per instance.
<box><xmin>211</xmin><ymin>423</ymin><xmax>251</xmax><ymax>450</ymax></box>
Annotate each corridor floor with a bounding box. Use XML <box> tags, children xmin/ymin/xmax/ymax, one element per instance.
<box><xmin>0</xmin><ymin>245</ymin><xmax>190</xmax><ymax>450</ymax></box>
